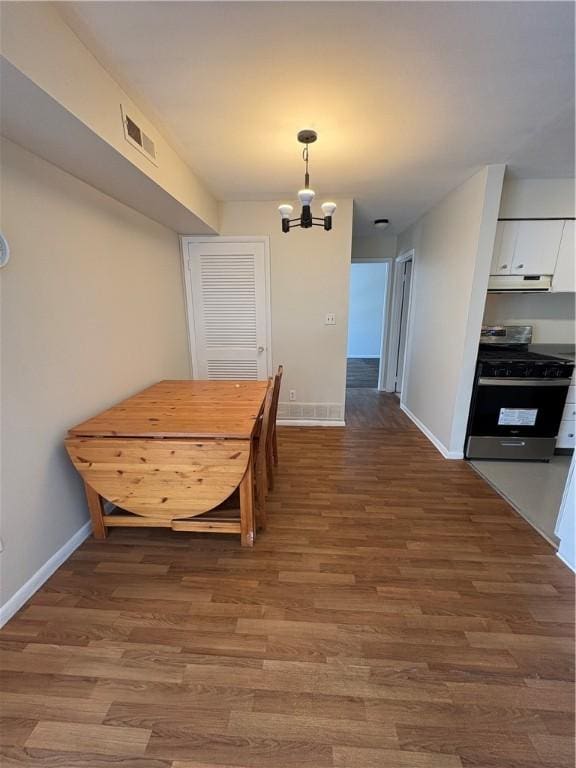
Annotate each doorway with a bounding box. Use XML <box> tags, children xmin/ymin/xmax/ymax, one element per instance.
<box><xmin>346</xmin><ymin>261</ymin><xmax>389</xmax><ymax>388</ymax></box>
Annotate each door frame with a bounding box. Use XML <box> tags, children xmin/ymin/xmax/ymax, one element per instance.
<box><xmin>384</xmin><ymin>249</ymin><xmax>416</xmax><ymax>395</ymax></box>
<box><xmin>180</xmin><ymin>236</ymin><xmax>272</xmax><ymax>379</ymax></box>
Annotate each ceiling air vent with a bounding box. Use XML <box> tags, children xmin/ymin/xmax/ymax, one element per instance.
<box><xmin>121</xmin><ymin>105</ymin><xmax>157</xmax><ymax>165</ymax></box>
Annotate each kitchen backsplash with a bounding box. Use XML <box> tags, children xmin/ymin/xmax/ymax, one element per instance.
<box><xmin>483</xmin><ymin>292</ymin><xmax>575</xmax><ymax>343</ymax></box>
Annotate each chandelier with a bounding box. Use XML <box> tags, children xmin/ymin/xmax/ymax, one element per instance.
<box><xmin>278</xmin><ymin>130</ymin><xmax>336</xmax><ymax>233</ymax></box>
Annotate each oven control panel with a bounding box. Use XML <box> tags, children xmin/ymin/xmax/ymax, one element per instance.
<box><xmin>479</xmin><ymin>360</ymin><xmax>574</xmax><ymax>379</ymax></box>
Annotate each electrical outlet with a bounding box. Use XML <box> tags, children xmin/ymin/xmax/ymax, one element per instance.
<box><xmin>325</xmin><ymin>313</ymin><xmax>336</xmax><ymax>325</ymax></box>
<box><xmin>289</xmin><ymin>389</ymin><xmax>296</xmax><ymax>401</ymax></box>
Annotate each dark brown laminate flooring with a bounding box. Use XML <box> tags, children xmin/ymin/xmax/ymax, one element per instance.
<box><xmin>0</xmin><ymin>390</ymin><xmax>573</xmax><ymax>767</ymax></box>
<box><xmin>346</xmin><ymin>358</ymin><xmax>379</xmax><ymax>388</ymax></box>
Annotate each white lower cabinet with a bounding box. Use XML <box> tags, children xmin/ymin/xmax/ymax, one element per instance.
<box><xmin>557</xmin><ymin>379</ymin><xmax>576</xmax><ymax>449</ymax></box>
<box><xmin>557</xmin><ymin>420</ymin><xmax>575</xmax><ymax>449</ymax></box>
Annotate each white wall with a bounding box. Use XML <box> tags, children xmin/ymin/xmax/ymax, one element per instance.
<box><xmin>0</xmin><ymin>139</ymin><xmax>190</xmax><ymax>614</ymax></box>
<box><xmin>219</xmin><ymin>200</ymin><xmax>354</xmax><ymax>422</ymax></box>
<box><xmin>1</xmin><ymin>2</ymin><xmax>218</xmax><ymax>232</ymax></box>
<box><xmin>347</xmin><ymin>262</ymin><xmax>388</xmax><ymax>357</ymax></box>
<box><xmin>352</xmin><ymin>234</ymin><xmax>397</xmax><ymax>262</ymax></box>
<box><xmin>499</xmin><ymin>178</ymin><xmax>575</xmax><ymax>219</ymax></box>
<box><xmin>484</xmin><ymin>292</ymin><xmax>575</xmax><ymax>343</ymax></box>
<box><xmin>396</xmin><ymin>165</ymin><xmax>505</xmax><ymax>458</ymax></box>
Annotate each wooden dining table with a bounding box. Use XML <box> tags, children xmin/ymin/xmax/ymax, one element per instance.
<box><xmin>65</xmin><ymin>380</ymin><xmax>269</xmax><ymax>546</ymax></box>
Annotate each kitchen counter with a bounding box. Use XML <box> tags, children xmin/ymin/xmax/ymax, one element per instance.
<box><xmin>529</xmin><ymin>343</ymin><xmax>575</xmax><ymax>362</ymax></box>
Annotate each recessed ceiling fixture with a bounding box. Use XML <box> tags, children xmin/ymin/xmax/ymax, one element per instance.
<box><xmin>278</xmin><ymin>130</ymin><xmax>336</xmax><ymax>233</ymax></box>
<box><xmin>374</xmin><ymin>218</ymin><xmax>390</xmax><ymax>230</ymax></box>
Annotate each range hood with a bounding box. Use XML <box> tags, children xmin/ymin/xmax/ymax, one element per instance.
<box><xmin>488</xmin><ymin>274</ymin><xmax>552</xmax><ymax>293</ymax></box>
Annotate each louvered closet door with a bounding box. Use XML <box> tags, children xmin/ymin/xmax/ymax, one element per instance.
<box><xmin>185</xmin><ymin>240</ymin><xmax>270</xmax><ymax>380</ymax></box>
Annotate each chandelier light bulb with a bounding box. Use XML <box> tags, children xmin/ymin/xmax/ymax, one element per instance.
<box><xmin>298</xmin><ymin>188</ymin><xmax>316</xmax><ymax>206</ymax></box>
<box><xmin>321</xmin><ymin>202</ymin><xmax>337</xmax><ymax>217</ymax></box>
<box><xmin>278</xmin><ymin>204</ymin><xmax>294</xmax><ymax>219</ymax></box>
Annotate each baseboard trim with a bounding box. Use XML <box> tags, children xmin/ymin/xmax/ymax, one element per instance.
<box><xmin>277</xmin><ymin>419</ymin><xmax>346</xmax><ymax>428</ymax></box>
<box><xmin>400</xmin><ymin>403</ymin><xmax>463</xmax><ymax>460</ymax></box>
<box><xmin>0</xmin><ymin>520</ymin><xmax>92</xmax><ymax>628</ymax></box>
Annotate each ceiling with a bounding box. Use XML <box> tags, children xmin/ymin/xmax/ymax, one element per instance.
<box><xmin>60</xmin><ymin>1</ymin><xmax>575</xmax><ymax>235</ymax></box>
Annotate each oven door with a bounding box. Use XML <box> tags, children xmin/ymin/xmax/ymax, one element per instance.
<box><xmin>466</xmin><ymin>378</ymin><xmax>571</xmax><ymax>460</ymax></box>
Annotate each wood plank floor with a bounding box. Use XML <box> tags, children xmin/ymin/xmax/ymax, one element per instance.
<box><xmin>1</xmin><ymin>389</ymin><xmax>574</xmax><ymax>767</ymax></box>
<box><xmin>346</xmin><ymin>359</ymin><xmax>379</xmax><ymax>388</ymax></box>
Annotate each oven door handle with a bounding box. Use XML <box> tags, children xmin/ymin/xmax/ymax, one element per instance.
<box><xmin>478</xmin><ymin>378</ymin><xmax>573</xmax><ymax>387</ymax></box>
<box><xmin>500</xmin><ymin>441</ymin><xmax>527</xmax><ymax>446</ymax></box>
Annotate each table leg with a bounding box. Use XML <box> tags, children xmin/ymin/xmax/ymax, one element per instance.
<box><xmin>84</xmin><ymin>482</ymin><xmax>107</xmax><ymax>540</ymax></box>
<box><xmin>239</xmin><ymin>455</ymin><xmax>255</xmax><ymax>547</ymax></box>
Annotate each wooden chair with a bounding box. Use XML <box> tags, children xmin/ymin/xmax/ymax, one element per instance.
<box><xmin>254</xmin><ymin>381</ymin><xmax>274</xmax><ymax>528</ymax></box>
<box><xmin>266</xmin><ymin>365</ymin><xmax>283</xmax><ymax>490</ymax></box>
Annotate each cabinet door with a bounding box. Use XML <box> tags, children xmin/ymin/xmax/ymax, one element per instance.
<box><xmin>557</xmin><ymin>420</ymin><xmax>575</xmax><ymax>449</ymax></box>
<box><xmin>490</xmin><ymin>221</ymin><xmax>517</xmax><ymax>275</ymax></box>
<box><xmin>552</xmin><ymin>221</ymin><xmax>575</xmax><ymax>292</ymax></box>
<box><xmin>511</xmin><ymin>220</ymin><xmax>564</xmax><ymax>275</ymax></box>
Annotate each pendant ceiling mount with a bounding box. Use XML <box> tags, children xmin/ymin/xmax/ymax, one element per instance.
<box><xmin>278</xmin><ymin>130</ymin><xmax>336</xmax><ymax>233</ymax></box>
<box><xmin>297</xmin><ymin>129</ymin><xmax>318</xmax><ymax>144</ymax></box>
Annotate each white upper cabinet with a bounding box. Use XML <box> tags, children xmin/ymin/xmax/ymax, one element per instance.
<box><xmin>510</xmin><ymin>220</ymin><xmax>564</xmax><ymax>275</ymax></box>
<box><xmin>490</xmin><ymin>220</ymin><xmax>565</xmax><ymax>276</ymax></box>
<box><xmin>490</xmin><ymin>221</ymin><xmax>518</xmax><ymax>275</ymax></box>
<box><xmin>551</xmin><ymin>220</ymin><xmax>575</xmax><ymax>293</ymax></box>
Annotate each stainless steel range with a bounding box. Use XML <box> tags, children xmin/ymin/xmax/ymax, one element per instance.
<box><xmin>465</xmin><ymin>326</ymin><xmax>574</xmax><ymax>461</ymax></box>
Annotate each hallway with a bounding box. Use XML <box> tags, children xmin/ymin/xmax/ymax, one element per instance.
<box><xmin>0</xmin><ymin>391</ymin><xmax>574</xmax><ymax>767</ymax></box>
<box><xmin>345</xmin><ymin>358</ymin><xmax>379</xmax><ymax>389</ymax></box>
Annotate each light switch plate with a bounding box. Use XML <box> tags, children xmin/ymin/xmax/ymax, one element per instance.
<box><xmin>325</xmin><ymin>313</ymin><xmax>336</xmax><ymax>325</ymax></box>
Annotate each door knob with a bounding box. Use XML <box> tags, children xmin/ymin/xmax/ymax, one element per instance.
<box><xmin>257</xmin><ymin>346</ymin><xmax>265</xmax><ymax>353</ymax></box>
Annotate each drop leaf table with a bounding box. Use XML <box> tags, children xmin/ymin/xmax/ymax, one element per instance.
<box><xmin>65</xmin><ymin>380</ymin><xmax>269</xmax><ymax>547</ymax></box>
